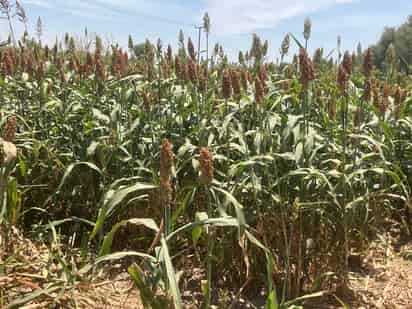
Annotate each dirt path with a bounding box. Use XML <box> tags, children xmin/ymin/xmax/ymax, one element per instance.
<box><xmin>347</xmin><ymin>242</ymin><xmax>412</xmax><ymax>308</ymax></box>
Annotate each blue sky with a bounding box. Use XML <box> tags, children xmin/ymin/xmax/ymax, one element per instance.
<box><xmin>3</xmin><ymin>0</ymin><xmax>412</xmax><ymax>60</ymax></box>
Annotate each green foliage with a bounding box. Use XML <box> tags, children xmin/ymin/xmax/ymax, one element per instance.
<box><xmin>0</xmin><ymin>22</ymin><xmax>412</xmax><ymax>308</ymax></box>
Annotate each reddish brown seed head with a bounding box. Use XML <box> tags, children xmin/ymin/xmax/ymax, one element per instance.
<box><xmin>199</xmin><ymin>147</ymin><xmax>214</xmax><ymax>185</ymax></box>
<box><xmin>337</xmin><ymin>65</ymin><xmax>349</xmax><ymax>93</ymax></box>
<box><xmin>255</xmin><ymin>77</ymin><xmax>264</xmax><ymax>105</ymax></box>
<box><xmin>363</xmin><ymin>48</ymin><xmax>374</xmax><ymax>78</ymax></box>
<box><xmin>231</xmin><ymin>70</ymin><xmax>241</xmax><ymax>100</ymax></box>
<box><xmin>3</xmin><ymin>115</ymin><xmax>17</xmax><ymax>142</ymax></box>
<box><xmin>188</xmin><ymin>59</ymin><xmax>198</xmax><ymax>84</ymax></box>
<box><xmin>241</xmin><ymin>70</ymin><xmax>248</xmax><ymax>92</ymax></box>
<box><xmin>299</xmin><ymin>48</ymin><xmax>315</xmax><ymax>90</ymax></box>
<box><xmin>167</xmin><ymin>44</ymin><xmax>173</xmax><ymax>64</ymax></box>
<box><xmin>188</xmin><ymin>37</ymin><xmax>196</xmax><ymax>61</ymax></box>
<box><xmin>222</xmin><ymin>70</ymin><xmax>232</xmax><ymax>100</ymax></box>
<box><xmin>342</xmin><ymin>51</ymin><xmax>352</xmax><ymax>75</ymax></box>
<box><xmin>160</xmin><ymin>138</ymin><xmax>174</xmax><ymax>202</ymax></box>
<box><xmin>363</xmin><ymin>79</ymin><xmax>372</xmax><ymax>102</ymax></box>
<box><xmin>96</xmin><ymin>58</ymin><xmax>105</xmax><ymax>81</ymax></box>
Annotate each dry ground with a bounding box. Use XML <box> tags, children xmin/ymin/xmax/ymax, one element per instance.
<box><xmin>1</xmin><ymin>226</ymin><xmax>412</xmax><ymax>308</ymax></box>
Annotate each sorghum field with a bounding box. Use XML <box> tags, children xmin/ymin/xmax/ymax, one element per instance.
<box><xmin>1</xmin><ymin>6</ymin><xmax>412</xmax><ymax>308</ymax></box>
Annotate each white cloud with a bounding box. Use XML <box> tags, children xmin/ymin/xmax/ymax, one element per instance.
<box><xmin>22</xmin><ymin>0</ymin><xmax>52</xmax><ymax>8</ymax></box>
<box><xmin>204</xmin><ymin>0</ymin><xmax>357</xmax><ymax>35</ymax></box>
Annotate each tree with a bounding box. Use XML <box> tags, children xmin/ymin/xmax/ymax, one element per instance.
<box><xmin>372</xmin><ymin>15</ymin><xmax>412</xmax><ymax>71</ymax></box>
<box><xmin>133</xmin><ymin>43</ymin><xmax>145</xmax><ymax>59</ymax></box>
<box><xmin>128</xmin><ymin>35</ymin><xmax>134</xmax><ymax>55</ymax></box>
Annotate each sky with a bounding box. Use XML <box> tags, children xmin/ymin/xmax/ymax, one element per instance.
<box><xmin>2</xmin><ymin>0</ymin><xmax>412</xmax><ymax>60</ymax></box>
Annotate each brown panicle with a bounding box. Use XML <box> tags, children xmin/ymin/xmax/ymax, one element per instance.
<box><xmin>231</xmin><ymin>70</ymin><xmax>241</xmax><ymax>100</ymax></box>
<box><xmin>3</xmin><ymin>115</ymin><xmax>17</xmax><ymax>142</ymax></box>
<box><xmin>167</xmin><ymin>44</ymin><xmax>173</xmax><ymax>64</ymax></box>
<box><xmin>199</xmin><ymin>147</ymin><xmax>214</xmax><ymax>186</ymax></box>
<box><xmin>188</xmin><ymin>59</ymin><xmax>198</xmax><ymax>84</ymax></box>
<box><xmin>363</xmin><ymin>48</ymin><xmax>373</xmax><ymax>78</ymax></box>
<box><xmin>160</xmin><ymin>139</ymin><xmax>174</xmax><ymax>203</ymax></box>
<box><xmin>255</xmin><ymin>77</ymin><xmax>264</xmax><ymax>105</ymax></box>
<box><xmin>299</xmin><ymin>48</ymin><xmax>315</xmax><ymax>90</ymax></box>
<box><xmin>337</xmin><ymin>65</ymin><xmax>349</xmax><ymax>94</ymax></box>
<box><xmin>188</xmin><ymin>37</ymin><xmax>196</xmax><ymax>61</ymax></box>
<box><xmin>342</xmin><ymin>51</ymin><xmax>352</xmax><ymax>75</ymax></box>
<box><xmin>222</xmin><ymin>70</ymin><xmax>232</xmax><ymax>100</ymax></box>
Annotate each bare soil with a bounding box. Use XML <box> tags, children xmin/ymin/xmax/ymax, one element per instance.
<box><xmin>2</xmin><ymin>226</ymin><xmax>412</xmax><ymax>308</ymax></box>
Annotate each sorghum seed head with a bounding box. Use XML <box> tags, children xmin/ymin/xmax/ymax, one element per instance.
<box><xmin>255</xmin><ymin>77</ymin><xmax>264</xmax><ymax>105</ymax></box>
<box><xmin>313</xmin><ymin>48</ymin><xmax>322</xmax><ymax>68</ymax></box>
<box><xmin>363</xmin><ymin>48</ymin><xmax>374</xmax><ymax>78</ymax></box>
<box><xmin>3</xmin><ymin>115</ymin><xmax>17</xmax><ymax>142</ymax></box>
<box><xmin>156</xmin><ymin>38</ymin><xmax>163</xmax><ymax>56</ymax></box>
<box><xmin>199</xmin><ymin>65</ymin><xmax>207</xmax><ymax>92</ymax></box>
<box><xmin>174</xmin><ymin>56</ymin><xmax>181</xmax><ymax>79</ymax></box>
<box><xmin>188</xmin><ymin>59</ymin><xmax>198</xmax><ymax>84</ymax></box>
<box><xmin>299</xmin><ymin>48</ymin><xmax>315</xmax><ymax>90</ymax></box>
<box><xmin>3</xmin><ymin>52</ymin><xmax>14</xmax><ymax>75</ymax></box>
<box><xmin>203</xmin><ymin>12</ymin><xmax>211</xmax><ymax>34</ymax></box>
<box><xmin>160</xmin><ymin>138</ymin><xmax>174</xmax><ymax>177</ymax></box>
<box><xmin>167</xmin><ymin>44</ymin><xmax>173</xmax><ymax>64</ymax></box>
<box><xmin>222</xmin><ymin>70</ymin><xmax>232</xmax><ymax>100</ymax></box>
<box><xmin>250</xmin><ymin>33</ymin><xmax>262</xmax><ymax>60</ymax></box>
<box><xmin>188</xmin><ymin>37</ymin><xmax>196</xmax><ymax>61</ymax></box>
<box><xmin>281</xmin><ymin>34</ymin><xmax>290</xmax><ymax>56</ymax></box>
<box><xmin>342</xmin><ymin>51</ymin><xmax>352</xmax><ymax>75</ymax></box>
<box><xmin>259</xmin><ymin>65</ymin><xmax>267</xmax><ymax>83</ymax></box>
<box><xmin>303</xmin><ymin>17</ymin><xmax>312</xmax><ymax>41</ymax></box>
<box><xmin>381</xmin><ymin>84</ymin><xmax>390</xmax><ymax>114</ymax></box>
<box><xmin>231</xmin><ymin>70</ymin><xmax>241</xmax><ymax>100</ymax></box>
<box><xmin>160</xmin><ymin>138</ymin><xmax>174</xmax><ymax>202</ymax></box>
<box><xmin>337</xmin><ymin>65</ymin><xmax>349</xmax><ymax>93</ymax></box>
<box><xmin>96</xmin><ymin>58</ymin><xmax>105</xmax><ymax>81</ymax></box>
<box><xmin>364</xmin><ymin>79</ymin><xmax>372</xmax><ymax>101</ymax></box>
<box><xmin>199</xmin><ymin>147</ymin><xmax>214</xmax><ymax>185</ymax></box>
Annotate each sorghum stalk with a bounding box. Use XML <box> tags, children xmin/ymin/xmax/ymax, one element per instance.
<box><xmin>203</xmin><ymin>13</ymin><xmax>210</xmax><ymax>129</ymax></box>
<box><xmin>297</xmin><ymin>47</ymin><xmax>315</xmax><ymax>296</ymax></box>
<box><xmin>337</xmin><ymin>62</ymin><xmax>351</xmax><ymax>288</ymax></box>
<box><xmin>199</xmin><ymin>147</ymin><xmax>214</xmax><ymax>308</ymax></box>
<box><xmin>222</xmin><ymin>70</ymin><xmax>232</xmax><ymax>166</ymax></box>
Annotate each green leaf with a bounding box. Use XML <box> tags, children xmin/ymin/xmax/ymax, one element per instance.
<box><xmin>99</xmin><ymin>218</ymin><xmax>159</xmax><ymax>256</ymax></box>
<box><xmin>212</xmin><ymin>187</ymin><xmax>246</xmax><ymax>228</ymax></box>
<box><xmin>55</xmin><ymin>162</ymin><xmax>102</xmax><ymax>194</ymax></box>
<box><xmin>266</xmin><ymin>290</ymin><xmax>278</xmax><ymax>309</ymax></box>
<box><xmin>288</xmin><ymin>32</ymin><xmax>304</xmax><ymax>49</ymax></box>
<box><xmin>160</xmin><ymin>236</ymin><xmax>182</xmax><ymax>309</ymax></box>
<box><xmin>192</xmin><ymin>212</ymin><xmax>208</xmax><ymax>246</ymax></box>
<box><xmin>282</xmin><ymin>291</ymin><xmax>328</xmax><ymax>307</ymax></box>
<box><xmin>79</xmin><ymin>251</ymin><xmax>156</xmax><ymax>275</ymax></box>
<box><xmin>90</xmin><ymin>183</ymin><xmax>157</xmax><ymax>240</ymax></box>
